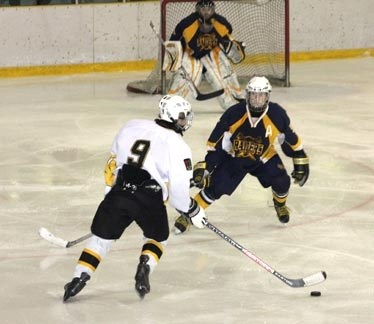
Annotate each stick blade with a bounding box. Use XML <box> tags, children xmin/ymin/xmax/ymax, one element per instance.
<box><xmin>302</xmin><ymin>271</ymin><xmax>327</xmax><ymax>287</ymax></box>
<box><xmin>195</xmin><ymin>89</ymin><xmax>224</xmax><ymax>101</ymax></box>
<box><xmin>39</xmin><ymin>227</ymin><xmax>68</xmax><ymax>248</ymax></box>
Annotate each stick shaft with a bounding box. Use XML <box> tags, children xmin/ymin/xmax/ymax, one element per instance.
<box><xmin>66</xmin><ymin>233</ymin><xmax>92</xmax><ymax>247</ymax></box>
<box><xmin>204</xmin><ymin>220</ymin><xmax>326</xmax><ymax>288</ymax></box>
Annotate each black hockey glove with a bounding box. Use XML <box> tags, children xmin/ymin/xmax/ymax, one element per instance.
<box><xmin>191</xmin><ymin>161</ymin><xmax>211</xmax><ymax>189</ymax></box>
<box><xmin>291</xmin><ymin>150</ymin><xmax>309</xmax><ymax>187</ymax></box>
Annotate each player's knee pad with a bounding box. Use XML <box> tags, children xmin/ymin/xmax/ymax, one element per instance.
<box><xmin>271</xmin><ymin>173</ymin><xmax>291</xmax><ymax>195</ymax></box>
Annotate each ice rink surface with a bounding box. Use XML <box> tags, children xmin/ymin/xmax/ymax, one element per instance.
<box><xmin>0</xmin><ymin>57</ymin><xmax>373</xmax><ymax>324</ymax></box>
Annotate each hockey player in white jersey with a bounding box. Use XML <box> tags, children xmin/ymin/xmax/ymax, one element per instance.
<box><xmin>63</xmin><ymin>95</ymin><xmax>207</xmax><ymax>301</ymax></box>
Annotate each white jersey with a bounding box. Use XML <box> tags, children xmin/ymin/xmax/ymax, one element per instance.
<box><xmin>111</xmin><ymin>119</ymin><xmax>192</xmax><ymax>213</ymax></box>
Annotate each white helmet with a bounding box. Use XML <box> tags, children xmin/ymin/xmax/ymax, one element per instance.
<box><xmin>245</xmin><ymin>76</ymin><xmax>272</xmax><ymax>115</ymax></box>
<box><xmin>158</xmin><ymin>95</ymin><xmax>193</xmax><ymax>132</ymax></box>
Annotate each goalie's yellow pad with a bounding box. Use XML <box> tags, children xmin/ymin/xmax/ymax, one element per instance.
<box><xmin>104</xmin><ymin>154</ymin><xmax>117</xmax><ymax>187</ymax></box>
<box><xmin>163</xmin><ymin>41</ymin><xmax>183</xmax><ymax>72</ymax></box>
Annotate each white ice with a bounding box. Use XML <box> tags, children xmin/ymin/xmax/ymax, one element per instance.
<box><xmin>0</xmin><ymin>57</ymin><xmax>373</xmax><ymax>324</ymax></box>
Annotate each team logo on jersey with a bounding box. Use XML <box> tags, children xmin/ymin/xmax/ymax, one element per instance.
<box><xmin>197</xmin><ymin>34</ymin><xmax>218</xmax><ymax>51</ymax></box>
<box><xmin>232</xmin><ymin>133</ymin><xmax>264</xmax><ymax>160</ymax></box>
<box><xmin>184</xmin><ymin>158</ymin><xmax>192</xmax><ymax>170</ymax></box>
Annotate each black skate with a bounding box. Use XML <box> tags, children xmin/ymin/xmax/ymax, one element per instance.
<box><xmin>135</xmin><ymin>255</ymin><xmax>150</xmax><ymax>298</ymax></box>
<box><xmin>274</xmin><ymin>200</ymin><xmax>290</xmax><ymax>224</ymax></box>
<box><xmin>63</xmin><ymin>272</ymin><xmax>90</xmax><ymax>302</ymax></box>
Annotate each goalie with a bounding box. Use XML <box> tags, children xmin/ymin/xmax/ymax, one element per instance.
<box><xmin>163</xmin><ymin>0</ymin><xmax>246</xmax><ymax>110</ymax></box>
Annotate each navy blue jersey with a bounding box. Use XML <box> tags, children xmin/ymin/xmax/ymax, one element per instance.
<box><xmin>170</xmin><ymin>12</ymin><xmax>233</xmax><ymax>59</ymax></box>
<box><xmin>206</xmin><ymin>101</ymin><xmax>303</xmax><ymax>168</ymax></box>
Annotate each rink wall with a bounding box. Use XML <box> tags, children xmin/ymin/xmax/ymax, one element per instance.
<box><xmin>0</xmin><ymin>0</ymin><xmax>373</xmax><ymax>77</ymax></box>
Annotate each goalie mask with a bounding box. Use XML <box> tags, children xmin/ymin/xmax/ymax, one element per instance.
<box><xmin>196</xmin><ymin>0</ymin><xmax>215</xmax><ymax>26</ymax></box>
<box><xmin>158</xmin><ymin>95</ymin><xmax>193</xmax><ymax>132</ymax></box>
<box><xmin>245</xmin><ymin>76</ymin><xmax>272</xmax><ymax>116</ymax></box>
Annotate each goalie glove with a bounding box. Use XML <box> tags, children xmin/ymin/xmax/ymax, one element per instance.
<box><xmin>221</xmin><ymin>39</ymin><xmax>246</xmax><ymax>64</ymax></box>
<box><xmin>291</xmin><ymin>150</ymin><xmax>309</xmax><ymax>187</ymax></box>
<box><xmin>191</xmin><ymin>161</ymin><xmax>211</xmax><ymax>189</ymax></box>
<box><xmin>179</xmin><ymin>198</ymin><xmax>207</xmax><ymax>229</ymax></box>
<box><xmin>162</xmin><ymin>41</ymin><xmax>183</xmax><ymax>72</ymax></box>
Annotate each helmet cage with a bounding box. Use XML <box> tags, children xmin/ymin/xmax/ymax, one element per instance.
<box><xmin>196</xmin><ymin>0</ymin><xmax>215</xmax><ymax>22</ymax></box>
<box><xmin>245</xmin><ymin>76</ymin><xmax>272</xmax><ymax>115</ymax></box>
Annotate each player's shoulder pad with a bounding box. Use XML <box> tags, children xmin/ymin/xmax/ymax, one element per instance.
<box><xmin>267</xmin><ymin>102</ymin><xmax>287</xmax><ymax>116</ymax></box>
<box><xmin>221</xmin><ymin>101</ymin><xmax>247</xmax><ymax>123</ymax></box>
<box><xmin>181</xmin><ymin>13</ymin><xmax>200</xmax><ymax>28</ymax></box>
<box><xmin>212</xmin><ymin>14</ymin><xmax>233</xmax><ymax>33</ymax></box>
<box><xmin>267</xmin><ymin>102</ymin><xmax>290</xmax><ymax>127</ymax></box>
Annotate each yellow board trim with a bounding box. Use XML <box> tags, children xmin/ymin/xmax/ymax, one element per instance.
<box><xmin>0</xmin><ymin>60</ymin><xmax>156</xmax><ymax>78</ymax></box>
<box><xmin>0</xmin><ymin>48</ymin><xmax>372</xmax><ymax>78</ymax></box>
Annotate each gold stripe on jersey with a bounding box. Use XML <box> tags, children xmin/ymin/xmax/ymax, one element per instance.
<box><xmin>260</xmin><ymin>115</ymin><xmax>281</xmax><ymax>162</ymax></box>
<box><xmin>206</xmin><ymin>113</ymin><xmax>247</xmax><ymax>150</ymax></box>
<box><xmin>229</xmin><ymin>113</ymin><xmax>248</xmax><ymax>134</ymax></box>
<box><xmin>289</xmin><ymin>136</ymin><xmax>303</xmax><ymax>151</ymax></box>
<box><xmin>183</xmin><ymin>21</ymin><xmax>199</xmax><ymax>43</ymax></box>
<box><xmin>212</xmin><ymin>20</ymin><xmax>230</xmax><ymax>37</ymax></box>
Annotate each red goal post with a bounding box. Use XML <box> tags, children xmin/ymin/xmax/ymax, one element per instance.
<box><xmin>127</xmin><ymin>0</ymin><xmax>290</xmax><ymax>95</ymax></box>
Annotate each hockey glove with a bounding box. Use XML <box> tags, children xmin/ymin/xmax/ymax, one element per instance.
<box><xmin>104</xmin><ymin>154</ymin><xmax>117</xmax><ymax>195</ymax></box>
<box><xmin>291</xmin><ymin>150</ymin><xmax>309</xmax><ymax>187</ymax></box>
<box><xmin>221</xmin><ymin>40</ymin><xmax>246</xmax><ymax>64</ymax></box>
<box><xmin>178</xmin><ymin>198</ymin><xmax>207</xmax><ymax>229</ymax></box>
<box><xmin>191</xmin><ymin>161</ymin><xmax>211</xmax><ymax>189</ymax></box>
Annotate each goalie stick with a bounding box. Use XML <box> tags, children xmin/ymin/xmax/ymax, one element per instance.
<box><xmin>149</xmin><ymin>21</ymin><xmax>224</xmax><ymax>101</ymax></box>
<box><xmin>39</xmin><ymin>227</ymin><xmax>92</xmax><ymax>248</ymax></box>
<box><xmin>203</xmin><ymin>220</ymin><xmax>327</xmax><ymax>288</ymax></box>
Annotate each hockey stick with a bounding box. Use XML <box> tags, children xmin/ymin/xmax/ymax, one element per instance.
<box><xmin>203</xmin><ymin>220</ymin><xmax>327</xmax><ymax>288</ymax></box>
<box><xmin>149</xmin><ymin>21</ymin><xmax>224</xmax><ymax>101</ymax></box>
<box><xmin>39</xmin><ymin>227</ymin><xmax>92</xmax><ymax>248</ymax></box>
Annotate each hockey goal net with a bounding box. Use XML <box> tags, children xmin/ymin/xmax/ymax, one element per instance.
<box><xmin>127</xmin><ymin>0</ymin><xmax>289</xmax><ymax>95</ymax></box>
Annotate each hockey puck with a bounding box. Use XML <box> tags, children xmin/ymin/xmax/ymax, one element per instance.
<box><xmin>310</xmin><ymin>291</ymin><xmax>321</xmax><ymax>297</ymax></box>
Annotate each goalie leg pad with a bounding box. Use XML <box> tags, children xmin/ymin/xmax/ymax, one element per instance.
<box><xmin>162</xmin><ymin>41</ymin><xmax>183</xmax><ymax>72</ymax></box>
<box><xmin>201</xmin><ymin>49</ymin><xmax>244</xmax><ymax>109</ymax></box>
<box><xmin>168</xmin><ymin>54</ymin><xmax>203</xmax><ymax>99</ymax></box>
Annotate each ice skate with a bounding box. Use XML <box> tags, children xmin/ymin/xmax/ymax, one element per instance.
<box><xmin>135</xmin><ymin>255</ymin><xmax>150</xmax><ymax>298</ymax></box>
<box><xmin>63</xmin><ymin>272</ymin><xmax>90</xmax><ymax>302</ymax></box>
<box><xmin>174</xmin><ymin>214</ymin><xmax>190</xmax><ymax>234</ymax></box>
<box><xmin>273</xmin><ymin>200</ymin><xmax>290</xmax><ymax>224</ymax></box>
